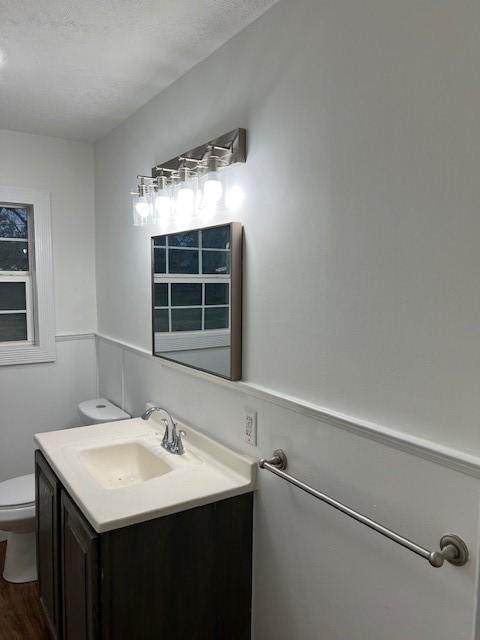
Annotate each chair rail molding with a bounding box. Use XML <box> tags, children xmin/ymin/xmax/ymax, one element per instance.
<box><xmin>95</xmin><ymin>332</ymin><xmax>480</xmax><ymax>480</ymax></box>
<box><xmin>55</xmin><ymin>332</ymin><xmax>96</xmax><ymax>342</ymax></box>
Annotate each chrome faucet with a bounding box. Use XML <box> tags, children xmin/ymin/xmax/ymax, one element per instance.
<box><xmin>141</xmin><ymin>406</ymin><xmax>185</xmax><ymax>455</ymax></box>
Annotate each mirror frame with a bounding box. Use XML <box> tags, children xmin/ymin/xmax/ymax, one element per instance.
<box><xmin>150</xmin><ymin>222</ymin><xmax>243</xmax><ymax>380</ymax></box>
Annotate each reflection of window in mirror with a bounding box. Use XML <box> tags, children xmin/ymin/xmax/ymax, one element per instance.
<box><xmin>151</xmin><ymin>222</ymin><xmax>242</xmax><ymax>381</ymax></box>
<box><xmin>153</xmin><ymin>227</ymin><xmax>231</xmax><ymax>334</ymax></box>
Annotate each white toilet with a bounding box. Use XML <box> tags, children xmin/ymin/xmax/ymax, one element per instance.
<box><xmin>0</xmin><ymin>398</ymin><xmax>130</xmax><ymax>583</ymax></box>
<box><xmin>78</xmin><ymin>398</ymin><xmax>130</xmax><ymax>425</ymax></box>
<box><xmin>0</xmin><ymin>474</ymin><xmax>36</xmax><ymax>583</ymax></box>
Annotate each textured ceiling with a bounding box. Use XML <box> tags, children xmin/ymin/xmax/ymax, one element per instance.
<box><xmin>0</xmin><ymin>0</ymin><xmax>277</xmax><ymax>141</ymax></box>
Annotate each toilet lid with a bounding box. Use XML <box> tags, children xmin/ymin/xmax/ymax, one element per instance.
<box><xmin>0</xmin><ymin>473</ymin><xmax>35</xmax><ymax>508</ymax></box>
<box><xmin>78</xmin><ymin>398</ymin><xmax>130</xmax><ymax>422</ymax></box>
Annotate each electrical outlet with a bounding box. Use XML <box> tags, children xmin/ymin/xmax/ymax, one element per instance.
<box><xmin>244</xmin><ymin>408</ymin><xmax>257</xmax><ymax>446</ymax></box>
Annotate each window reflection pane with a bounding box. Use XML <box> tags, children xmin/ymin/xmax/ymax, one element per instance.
<box><xmin>153</xmin><ymin>235</ymin><xmax>166</xmax><ymax>247</ymax></box>
<box><xmin>202</xmin><ymin>250</ymin><xmax>229</xmax><ymax>274</ymax></box>
<box><xmin>205</xmin><ymin>307</ymin><xmax>229</xmax><ymax>330</ymax></box>
<box><xmin>154</xmin><ymin>309</ymin><xmax>169</xmax><ymax>332</ymax></box>
<box><xmin>202</xmin><ymin>226</ymin><xmax>230</xmax><ymax>249</ymax></box>
<box><xmin>169</xmin><ymin>249</ymin><xmax>199</xmax><ymax>274</ymax></box>
<box><xmin>154</xmin><ymin>248</ymin><xmax>166</xmax><ymax>274</ymax></box>
<box><xmin>171</xmin><ymin>308</ymin><xmax>202</xmax><ymax>331</ymax></box>
<box><xmin>154</xmin><ymin>283</ymin><xmax>168</xmax><ymax>307</ymax></box>
<box><xmin>205</xmin><ymin>283</ymin><xmax>229</xmax><ymax>306</ymax></box>
<box><xmin>169</xmin><ymin>230</ymin><xmax>199</xmax><ymax>247</ymax></box>
<box><xmin>171</xmin><ymin>283</ymin><xmax>202</xmax><ymax>307</ymax></box>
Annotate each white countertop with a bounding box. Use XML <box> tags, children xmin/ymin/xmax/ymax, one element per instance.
<box><xmin>35</xmin><ymin>416</ymin><xmax>256</xmax><ymax>533</ymax></box>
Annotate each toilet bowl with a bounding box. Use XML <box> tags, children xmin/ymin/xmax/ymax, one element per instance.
<box><xmin>0</xmin><ymin>474</ymin><xmax>36</xmax><ymax>583</ymax></box>
<box><xmin>1</xmin><ymin>398</ymin><xmax>130</xmax><ymax>583</ymax></box>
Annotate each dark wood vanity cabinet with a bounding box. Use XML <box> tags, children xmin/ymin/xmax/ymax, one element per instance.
<box><xmin>60</xmin><ymin>491</ymin><xmax>99</xmax><ymax>639</ymax></box>
<box><xmin>35</xmin><ymin>449</ymin><xmax>62</xmax><ymax>639</ymax></box>
<box><xmin>35</xmin><ymin>450</ymin><xmax>254</xmax><ymax>640</ymax></box>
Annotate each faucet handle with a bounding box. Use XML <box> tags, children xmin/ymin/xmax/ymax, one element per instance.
<box><xmin>160</xmin><ymin>418</ymin><xmax>170</xmax><ymax>447</ymax></box>
<box><xmin>172</xmin><ymin>428</ymin><xmax>185</xmax><ymax>455</ymax></box>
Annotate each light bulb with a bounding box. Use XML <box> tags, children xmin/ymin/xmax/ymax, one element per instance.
<box><xmin>200</xmin><ymin>155</ymin><xmax>224</xmax><ymax>214</ymax></box>
<box><xmin>175</xmin><ymin>167</ymin><xmax>196</xmax><ymax>218</ymax></box>
<box><xmin>153</xmin><ymin>174</ymin><xmax>172</xmax><ymax>222</ymax></box>
<box><xmin>176</xmin><ymin>186</ymin><xmax>194</xmax><ymax>217</ymax></box>
<box><xmin>203</xmin><ymin>175</ymin><xmax>223</xmax><ymax>208</ymax></box>
<box><xmin>155</xmin><ymin>195</ymin><xmax>171</xmax><ymax>216</ymax></box>
<box><xmin>135</xmin><ymin>196</ymin><xmax>150</xmax><ymax>218</ymax></box>
<box><xmin>132</xmin><ymin>187</ymin><xmax>153</xmax><ymax>226</ymax></box>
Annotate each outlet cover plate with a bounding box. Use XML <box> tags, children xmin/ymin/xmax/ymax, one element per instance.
<box><xmin>244</xmin><ymin>407</ymin><xmax>257</xmax><ymax>446</ymax></box>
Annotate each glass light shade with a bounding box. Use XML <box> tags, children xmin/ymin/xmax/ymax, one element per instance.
<box><xmin>132</xmin><ymin>192</ymin><xmax>152</xmax><ymax>226</ymax></box>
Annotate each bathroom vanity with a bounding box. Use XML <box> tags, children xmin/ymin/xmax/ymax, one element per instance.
<box><xmin>34</xmin><ymin>417</ymin><xmax>255</xmax><ymax>640</ymax></box>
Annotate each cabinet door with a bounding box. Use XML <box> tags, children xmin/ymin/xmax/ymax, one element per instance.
<box><xmin>60</xmin><ymin>490</ymin><xmax>99</xmax><ymax>640</ymax></box>
<box><xmin>35</xmin><ymin>449</ymin><xmax>62</xmax><ymax>639</ymax></box>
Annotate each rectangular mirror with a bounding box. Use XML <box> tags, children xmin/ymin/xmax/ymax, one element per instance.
<box><xmin>151</xmin><ymin>222</ymin><xmax>242</xmax><ymax>380</ymax></box>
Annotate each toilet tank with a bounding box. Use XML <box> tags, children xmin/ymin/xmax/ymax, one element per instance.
<box><xmin>78</xmin><ymin>398</ymin><xmax>131</xmax><ymax>425</ymax></box>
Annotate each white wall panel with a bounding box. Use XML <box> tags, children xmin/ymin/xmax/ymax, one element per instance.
<box><xmin>98</xmin><ymin>337</ymin><xmax>480</xmax><ymax>640</ymax></box>
<box><xmin>0</xmin><ymin>337</ymin><xmax>97</xmax><ymax>481</ymax></box>
<box><xmin>97</xmin><ymin>337</ymin><xmax>124</xmax><ymax>408</ymax></box>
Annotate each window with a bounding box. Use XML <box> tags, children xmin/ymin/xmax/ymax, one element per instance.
<box><xmin>0</xmin><ymin>187</ymin><xmax>55</xmax><ymax>365</ymax></box>
<box><xmin>0</xmin><ymin>206</ymin><xmax>34</xmax><ymax>343</ymax></box>
<box><xmin>153</xmin><ymin>227</ymin><xmax>230</xmax><ymax>335</ymax></box>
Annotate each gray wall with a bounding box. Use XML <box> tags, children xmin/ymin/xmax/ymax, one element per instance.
<box><xmin>95</xmin><ymin>1</ymin><xmax>480</xmax><ymax>638</ymax></box>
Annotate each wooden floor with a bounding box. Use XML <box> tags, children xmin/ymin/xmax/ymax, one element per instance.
<box><xmin>0</xmin><ymin>541</ymin><xmax>50</xmax><ymax>640</ymax></box>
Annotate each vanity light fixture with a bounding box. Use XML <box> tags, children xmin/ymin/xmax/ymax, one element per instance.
<box><xmin>130</xmin><ymin>128</ymin><xmax>246</xmax><ymax>225</ymax></box>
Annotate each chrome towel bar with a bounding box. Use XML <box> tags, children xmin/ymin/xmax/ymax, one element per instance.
<box><xmin>259</xmin><ymin>450</ymin><xmax>469</xmax><ymax>568</ymax></box>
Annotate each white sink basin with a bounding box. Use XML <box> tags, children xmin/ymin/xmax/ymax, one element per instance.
<box><xmin>35</xmin><ymin>416</ymin><xmax>256</xmax><ymax>533</ymax></box>
<box><xmin>77</xmin><ymin>441</ymin><xmax>172</xmax><ymax>489</ymax></box>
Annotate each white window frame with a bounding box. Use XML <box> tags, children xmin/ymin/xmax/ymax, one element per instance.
<box><xmin>0</xmin><ymin>186</ymin><xmax>56</xmax><ymax>365</ymax></box>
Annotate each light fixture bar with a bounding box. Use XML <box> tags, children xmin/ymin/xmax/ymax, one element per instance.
<box><xmin>131</xmin><ymin>128</ymin><xmax>246</xmax><ymax>224</ymax></box>
<box><xmin>152</xmin><ymin>128</ymin><xmax>246</xmax><ymax>178</ymax></box>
